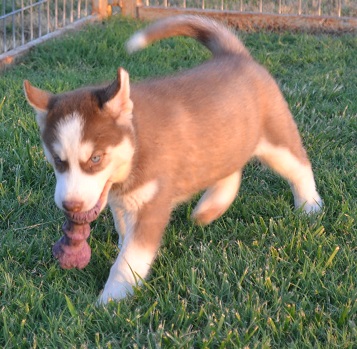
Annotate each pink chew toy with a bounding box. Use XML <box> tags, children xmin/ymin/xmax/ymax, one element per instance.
<box><xmin>52</xmin><ymin>219</ymin><xmax>91</xmax><ymax>269</ymax></box>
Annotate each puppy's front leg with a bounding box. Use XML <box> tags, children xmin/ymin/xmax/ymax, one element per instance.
<box><xmin>98</xmin><ymin>190</ymin><xmax>171</xmax><ymax>304</ymax></box>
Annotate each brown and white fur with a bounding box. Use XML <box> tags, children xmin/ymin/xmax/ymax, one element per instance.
<box><xmin>24</xmin><ymin>15</ymin><xmax>322</xmax><ymax>304</ymax></box>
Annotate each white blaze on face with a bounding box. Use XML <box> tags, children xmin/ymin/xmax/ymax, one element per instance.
<box><xmin>51</xmin><ymin>113</ymin><xmax>100</xmax><ymax>211</ymax></box>
<box><xmin>47</xmin><ymin>112</ymin><xmax>134</xmax><ymax>212</ymax></box>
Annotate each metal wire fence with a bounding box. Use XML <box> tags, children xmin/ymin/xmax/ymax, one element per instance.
<box><xmin>1</xmin><ymin>0</ymin><xmax>92</xmax><ymax>54</ymax></box>
<box><xmin>144</xmin><ymin>0</ymin><xmax>356</xmax><ymax>17</ymax></box>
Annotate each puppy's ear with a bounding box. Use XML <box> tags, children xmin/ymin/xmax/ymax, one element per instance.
<box><xmin>102</xmin><ymin>68</ymin><xmax>133</xmax><ymax>126</ymax></box>
<box><xmin>24</xmin><ymin>80</ymin><xmax>53</xmax><ymax>131</ymax></box>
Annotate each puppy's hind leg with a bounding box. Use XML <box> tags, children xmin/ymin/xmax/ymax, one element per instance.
<box><xmin>192</xmin><ymin>170</ymin><xmax>242</xmax><ymax>225</ymax></box>
<box><xmin>255</xmin><ymin>140</ymin><xmax>322</xmax><ymax>213</ymax></box>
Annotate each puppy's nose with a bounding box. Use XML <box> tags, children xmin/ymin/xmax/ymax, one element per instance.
<box><xmin>62</xmin><ymin>200</ymin><xmax>83</xmax><ymax>212</ymax></box>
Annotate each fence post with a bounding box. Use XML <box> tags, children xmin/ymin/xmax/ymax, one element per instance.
<box><xmin>121</xmin><ymin>0</ymin><xmax>143</xmax><ymax>18</ymax></box>
<box><xmin>92</xmin><ymin>0</ymin><xmax>111</xmax><ymax>18</ymax></box>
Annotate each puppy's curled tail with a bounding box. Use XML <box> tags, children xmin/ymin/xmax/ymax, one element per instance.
<box><xmin>126</xmin><ymin>15</ymin><xmax>250</xmax><ymax>58</ymax></box>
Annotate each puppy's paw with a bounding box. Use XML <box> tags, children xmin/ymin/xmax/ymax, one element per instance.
<box><xmin>304</xmin><ymin>200</ymin><xmax>323</xmax><ymax>214</ymax></box>
<box><xmin>97</xmin><ymin>281</ymin><xmax>134</xmax><ymax>305</ymax></box>
<box><xmin>297</xmin><ymin>196</ymin><xmax>323</xmax><ymax>214</ymax></box>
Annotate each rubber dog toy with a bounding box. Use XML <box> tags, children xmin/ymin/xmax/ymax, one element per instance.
<box><xmin>52</xmin><ymin>219</ymin><xmax>91</xmax><ymax>269</ymax></box>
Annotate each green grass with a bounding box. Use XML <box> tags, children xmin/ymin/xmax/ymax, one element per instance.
<box><xmin>0</xmin><ymin>16</ymin><xmax>356</xmax><ymax>348</ymax></box>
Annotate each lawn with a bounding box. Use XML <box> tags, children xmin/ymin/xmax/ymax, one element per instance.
<box><xmin>0</xmin><ymin>15</ymin><xmax>356</xmax><ymax>348</ymax></box>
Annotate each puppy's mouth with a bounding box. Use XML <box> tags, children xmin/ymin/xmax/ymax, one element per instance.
<box><xmin>64</xmin><ymin>181</ymin><xmax>113</xmax><ymax>224</ymax></box>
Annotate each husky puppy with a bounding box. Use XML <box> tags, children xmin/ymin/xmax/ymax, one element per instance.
<box><xmin>24</xmin><ymin>15</ymin><xmax>322</xmax><ymax>303</ymax></box>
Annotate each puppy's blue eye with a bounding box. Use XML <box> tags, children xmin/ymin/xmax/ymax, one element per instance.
<box><xmin>91</xmin><ymin>154</ymin><xmax>101</xmax><ymax>164</ymax></box>
<box><xmin>54</xmin><ymin>155</ymin><xmax>63</xmax><ymax>164</ymax></box>
<box><xmin>53</xmin><ymin>154</ymin><xmax>68</xmax><ymax>172</ymax></box>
